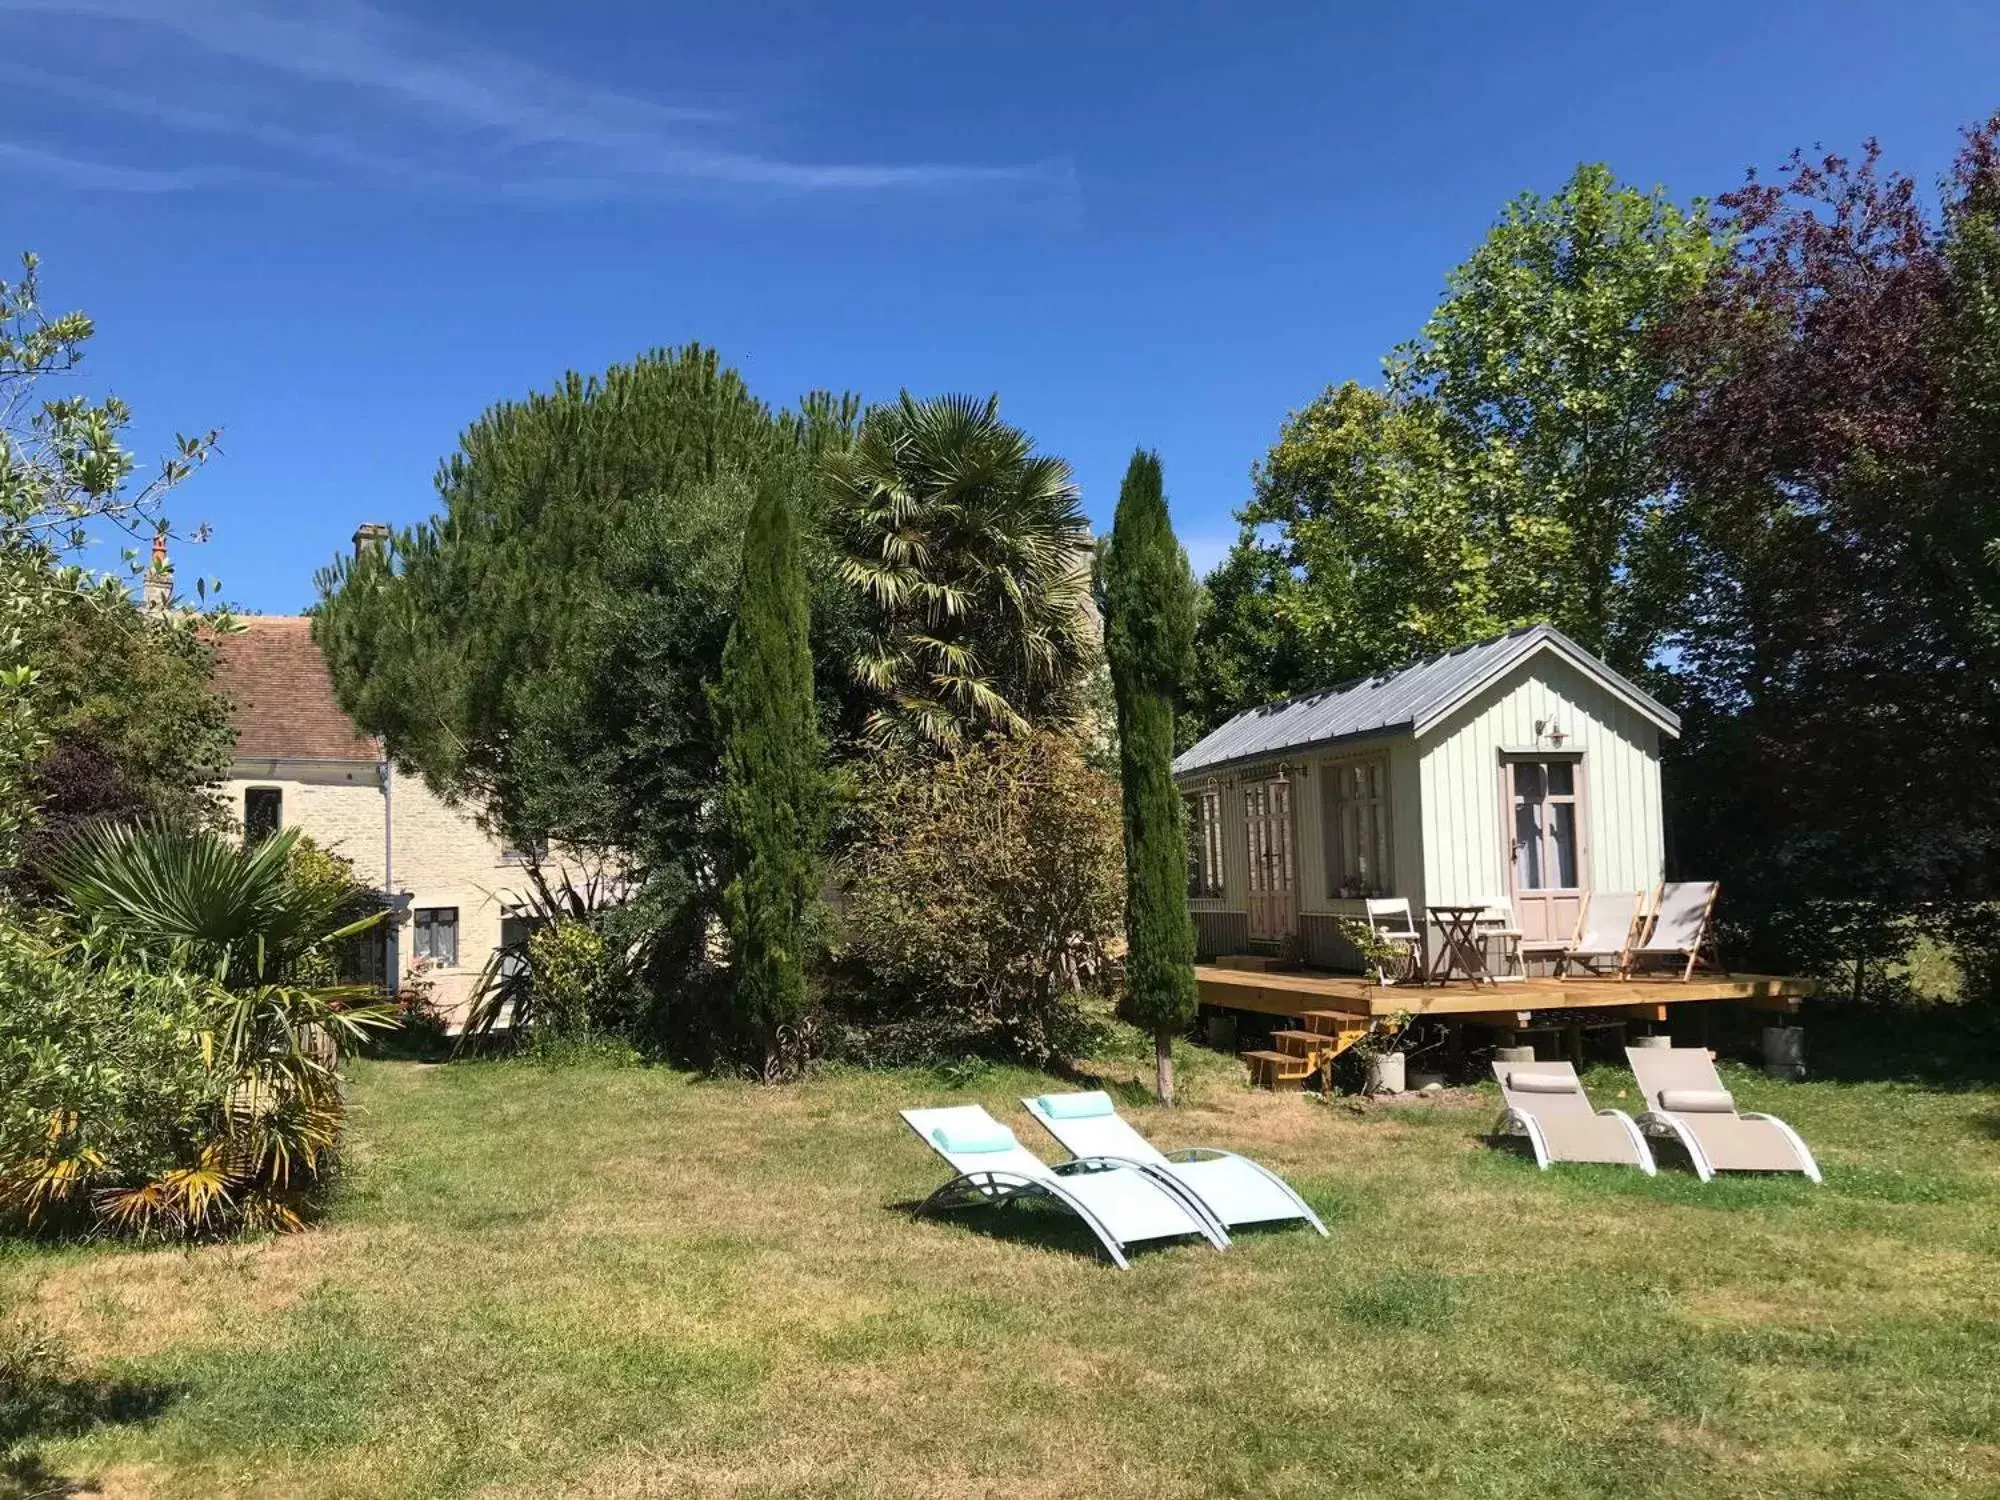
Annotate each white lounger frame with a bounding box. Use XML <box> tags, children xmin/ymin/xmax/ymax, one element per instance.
<box><xmin>1634</xmin><ymin>1109</ymin><xmax>1823</xmax><ymax>1184</ymax></box>
<box><xmin>1018</xmin><ymin>1097</ymin><xmax>1328</xmax><ymax>1239</ymax></box>
<box><xmin>902</xmin><ymin>1109</ymin><xmax>1228</xmax><ymax>1268</ymax></box>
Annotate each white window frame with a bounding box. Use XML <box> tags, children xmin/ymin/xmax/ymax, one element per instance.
<box><xmin>413</xmin><ymin>906</ymin><xmax>460</xmax><ymax>967</ymax></box>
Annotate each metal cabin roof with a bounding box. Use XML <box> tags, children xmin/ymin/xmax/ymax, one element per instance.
<box><xmin>1172</xmin><ymin>624</ymin><xmax>1679</xmax><ymax>777</ymax></box>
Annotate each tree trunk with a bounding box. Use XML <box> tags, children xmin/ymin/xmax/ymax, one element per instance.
<box><xmin>1155</xmin><ymin>1027</ymin><xmax>1176</xmax><ymax>1107</ymax></box>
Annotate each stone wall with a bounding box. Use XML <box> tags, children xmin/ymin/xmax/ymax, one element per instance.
<box><xmin>222</xmin><ymin>758</ymin><xmax>595</xmax><ymax>1024</ymax></box>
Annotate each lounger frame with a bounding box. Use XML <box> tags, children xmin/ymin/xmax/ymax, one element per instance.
<box><xmin>1085</xmin><ymin>1144</ymin><xmax>1325</xmax><ymax>1240</ymax></box>
<box><xmin>903</xmin><ymin>1105</ymin><xmax>1230</xmax><ymax>1268</ymax></box>
<box><xmin>912</xmin><ymin>1156</ymin><xmax>1218</xmax><ymax>1269</ymax></box>
<box><xmin>1018</xmin><ymin>1097</ymin><xmax>1329</xmax><ymax>1238</ymax></box>
<box><xmin>1634</xmin><ymin>1109</ymin><xmax>1823</xmax><ymax>1184</ymax></box>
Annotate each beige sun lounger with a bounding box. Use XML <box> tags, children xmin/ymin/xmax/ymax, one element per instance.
<box><xmin>1624</xmin><ymin>881</ymin><xmax>1722</xmax><ymax>980</ymax></box>
<box><xmin>1490</xmin><ymin>1061</ymin><xmax>1654</xmax><ymax>1172</ymax></box>
<box><xmin>1625</xmin><ymin>1046</ymin><xmax>1821</xmax><ymax>1182</ymax></box>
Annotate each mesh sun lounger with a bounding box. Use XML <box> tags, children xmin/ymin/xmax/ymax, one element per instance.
<box><xmin>1624</xmin><ymin>881</ymin><xmax>1722</xmax><ymax>980</ymax></box>
<box><xmin>1019</xmin><ymin>1092</ymin><xmax>1328</xmax><ymax>1238</ymax></box>
<box><xmin>1625</xmin><ymin>1046</ymin><xmax>1821</xmax><ymax>1182</ymax></box>
<box><xmin>1555</xmin><ymin>889</ymin><xmax>1646</xmax><ymax>977</ymax></box>
<box><xmin>900</xmin><ymin>1105</ymin><xmax>1228</xmax><ymax>1268</ymax></box>
<box><xmin>1489</xmin><ymin>1061</ymin><xmax>1655</xmax><ymax>1173</ymax></box>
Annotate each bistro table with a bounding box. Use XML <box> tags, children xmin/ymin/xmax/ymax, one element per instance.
<box><xmin>1426</xmin><ymin>903</ymin><xmax>1496</xmax><ymax>986</ymax></box>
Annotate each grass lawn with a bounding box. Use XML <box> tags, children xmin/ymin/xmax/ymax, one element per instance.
<box><xmin>4</xmin><ymin>1035</ymin><xmax>1999</xmax><ymax>1499</ymax></box>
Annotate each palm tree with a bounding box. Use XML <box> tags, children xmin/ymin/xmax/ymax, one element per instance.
<box><xmin>822</xmin><ymin>393</ymin><xmax>1097</xmax><ymax>753</ymax></box>
<box><xmin>36</xmin><ymin>819</ymin><xmax>395</xmax><ymax>1234</ymax></box>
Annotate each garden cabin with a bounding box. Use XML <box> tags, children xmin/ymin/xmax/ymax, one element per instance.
<box><xmin>1175</xmin><ymin>625</ymin><xmax>1677</xmax><ymax>968</ymax></box>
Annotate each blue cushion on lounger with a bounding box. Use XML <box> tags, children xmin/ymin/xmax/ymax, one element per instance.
<box><xmin>931</xmin><ymin>1122</ymin><xmax>1018</xmax><ymax>1154</ymax></box>
<box><xmin>1037</xmin><ymin>1091</ymin><xmax>1116</xmax><ymax>1120</ymax></box>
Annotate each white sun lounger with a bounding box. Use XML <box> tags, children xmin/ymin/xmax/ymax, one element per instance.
<box><xmin>1625</xmin><ymin>1046</ymin><xmax>1821</xmax><ymax>1182</ymax></box>
<box><xmin>900</xmin><ymin>1105</ymin><xmax>1228</xmax><ymax>1268</ymax></box>
<box><xmin>1019</xmin><ymin>1092</ymin><xmax>1328</xmax><ymax>1238</ymax></box>
<box><xmin>1489</xmin><ymin>1061</ymin><xmax>1655</xmax><ymax>1173</ymax></box>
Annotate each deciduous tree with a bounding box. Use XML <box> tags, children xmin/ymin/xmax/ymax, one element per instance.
<box><xmin>1658</xmin><ymin>117</ymin><xmax>2000</xmax><ymax>982</ymax></box>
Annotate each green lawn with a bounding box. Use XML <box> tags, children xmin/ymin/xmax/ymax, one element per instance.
<box><xmin>4</xmin><ymin>1039</ymin><xmax>1999</xmax><ymax>1499</ymax></box>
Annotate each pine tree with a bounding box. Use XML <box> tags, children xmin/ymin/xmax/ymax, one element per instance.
<box><xmin>1102</xmin><ymin>450</ymin><xmax>1199</xmax><ymax>1104</ymax></box>
<box><xmin>718</xmin><ymin>471</ymin><xmax>825</xmax><ymax>1063</ymax></box>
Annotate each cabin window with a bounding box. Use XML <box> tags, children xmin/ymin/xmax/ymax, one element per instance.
<box><xmin>1185</xmin><ymin>790</ymin><xmax>1224</xmax><ymax>897</ymax></box>
<box><xmin>413</xmin><ymin>906</ymin><xmax>459</xmax><ymax>966</ymax></box>
<box><xmin>1324</xmin><ymin>756</ymin><xmax>1390</xmax><ymax>897</ymax></box>
<box><xmin>335</xmin><ymin>924</ymin><xmax>389</xmax><ymax>989</ymax></box>
<box><xmin>244</xmin><ymin>787</ymin><xmax>283</xmax><ymax>845</ymax></box>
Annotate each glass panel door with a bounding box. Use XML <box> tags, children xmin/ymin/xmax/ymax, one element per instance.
<box><xmin>1505</xmin><ymin>757</ymin><xmax>1586</xmax><ymax>944</ymax></box>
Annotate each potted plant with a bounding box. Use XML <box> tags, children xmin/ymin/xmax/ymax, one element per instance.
<box><xmin>1350</xmin><ymin>1010</ymin><xmax>1411</xmax><ymax>1095</ymax></box>
<box><xmin>1336</xmin><ymin>914</ymin><xmax>1415</xmax><ymax>986</ymax></box>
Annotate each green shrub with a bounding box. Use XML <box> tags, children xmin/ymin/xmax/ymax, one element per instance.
<box><xmin>527</xmin><ymin>920</ymin><xmax>620</xmax><ymax>1046</ymax></box>
<box><xmin>0</xmin><ymin>918</ymin><xmax>228</xmax><ymax>1232</ymax></box>
<box><xmin>0</xmin><ymin>907</ymin><xmax>385</xmax><ymax>1239</ymax></box>
<box><xmin>833</xmin><ymin>731</ymin><xmax>1121</xmax><ymax>1065</ymax></box>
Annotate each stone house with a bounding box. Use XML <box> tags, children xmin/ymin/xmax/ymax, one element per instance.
<box><xmin>210</xmin><ymin>610</ymin><xmax>567</xmax><ymax>1024</ymax></box>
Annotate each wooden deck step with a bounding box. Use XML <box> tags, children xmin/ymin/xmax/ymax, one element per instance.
<box><xmin>1299</xmin><ymin>1009</ymin><xmax>1370</xmax><ymax>1032</ymax></box>
<box><xmin>1271</xmin><ymin>1029</ymin><xmax>1330</xmax><ymax>1051</ymax></box>
<box><xmin>1238</xmin><ymin>1048</ymin><xmax>1311</xmax><ymax>1092</ymax></box>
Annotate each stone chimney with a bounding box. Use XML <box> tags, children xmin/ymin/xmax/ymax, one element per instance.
<box><xmin>142</xmin><ymin>533</ymin><xmax>173</xmax><ymax>612</ymax></box>
<box><xmin>352</xmin><ymin>522</ymin><xmax>391</xmax><ymax>560</ymax></box>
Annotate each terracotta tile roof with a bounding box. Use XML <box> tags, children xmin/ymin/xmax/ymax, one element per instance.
<box><xmin>212</xmin><ymin>616</ymin><xmax>380</xmax><ymax>762</ymax></box>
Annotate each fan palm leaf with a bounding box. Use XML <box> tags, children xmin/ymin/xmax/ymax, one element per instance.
<box><xmin>824</xmin><ymin>392</ymin><xmax>1097</xmax><ymax>753</ymax></box>
<box><xmin>42</xmin><ymin>818</ymin><xmax>389</xmax><ymax>987</ymax></box>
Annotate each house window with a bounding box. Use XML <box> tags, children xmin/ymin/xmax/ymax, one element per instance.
<box><xmin>1324</xmin><ymin>756</ymin><xmax>1390</xmax><ymax>897</ymax></box>
<box><xmin>1185</xmin><ymin>790</ymin><xmax>1224</xmax><ymax>897</ymax></box>
<box><xmin>336</xmin><ymin>924</ymin><xmax>390</xmax><ymax>989</ymax></box>
<box><xmin>413</xmin><ymin>907</ymin><xmax>459</xmax><ymax>966</ymax></box>
<box><xmin>500</xmin><ymin>835</ymin><xmax>549</xmax><ymax>866</ymax></box>
<box><xmin>496</xmin><ymin>913</ymin><xmax>540</xmax><ymax>980</ymax></box>
<box><xmin>244</xmin><ymin>787</ymin><xmax>283</xmax><ymax>845</ymax></box>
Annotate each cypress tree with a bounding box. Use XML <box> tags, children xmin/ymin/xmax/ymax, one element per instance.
<box><xmin>1102</xmin><ymin>450</ymin><xmax>1199</xmax><ymax>1104</ymax></box>
<box><xmin>718</xmin><ymin>471</ymin><xmax>825</xmax><ymax>1063</ymax></box>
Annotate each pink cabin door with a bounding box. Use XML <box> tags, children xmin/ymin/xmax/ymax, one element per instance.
<box><xmin>1504</xmin><ymin>757</ymin><xmax>1586</xmax><ymax>943</ymax></box>
<box><xmin>1244</xmin><ymin>777</ymin><xmax>1298</xmax><ymax>943</ymax></box>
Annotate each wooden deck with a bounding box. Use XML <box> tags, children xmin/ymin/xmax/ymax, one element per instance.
<box><xmin>1196</xmin><ymin>964</ymin><xmax>1814</xmax><ymax>1025</ymax></box>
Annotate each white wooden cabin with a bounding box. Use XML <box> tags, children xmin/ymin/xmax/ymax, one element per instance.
<box><xmin>1174</xmin><ymin>625</ymin><xmax>1680</xmax><ymax>968</ymax></box>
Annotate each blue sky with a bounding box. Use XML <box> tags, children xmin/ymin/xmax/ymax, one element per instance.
<box><xmin>8</xmin><ymin>0</ymin><xmax>2000</xmax><ymax>611</ymax></box>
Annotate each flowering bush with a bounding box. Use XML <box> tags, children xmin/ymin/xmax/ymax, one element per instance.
<box><xmin>834</xmin><ymin>731</ymin><xmax>1122</xmax><ymax>1065</ymax></box>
